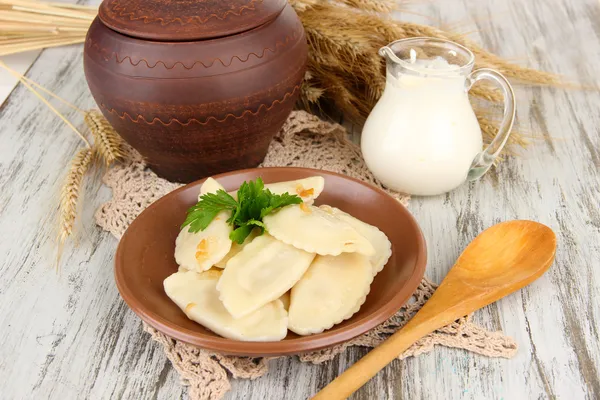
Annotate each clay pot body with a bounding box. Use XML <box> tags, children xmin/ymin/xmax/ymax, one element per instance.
<box><xmin>84</xmin><ymin>2</ymin><xmax>307</xmax><ymax>182</ymax></box>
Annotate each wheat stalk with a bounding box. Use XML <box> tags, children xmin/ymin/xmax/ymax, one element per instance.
<box><xmin>0</xmin><ymin>0</ymin><xmax>94</xmax><ymax>56</ymax></box>
<box><xmin>84</xmin><ymin>110</ymin><xmax>124</xmax><ymax>166</ymax></box>
<box><xmin>289</xmin><ymin>0</ymin><xmax>320</xmax><ymax>12</ymax></box>
<box><xmin>57</xmin><ymin>146</ymin><xmax>93</xmax><ymax>263</ymax></box>
<box><xmin>469</xmin><ymin>83</ymin><xmax>504</xmax><ymax>103</ymax></box>
<box><xmin>336</xmin><ymin>0</ymin><xmax>398</xmax><ymax>13</ymax></box>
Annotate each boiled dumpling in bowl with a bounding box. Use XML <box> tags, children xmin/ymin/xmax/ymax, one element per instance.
<box><xmin>319</xmin><ymin>205</ymin><xmax>392</xmax><ymax>276</ymax></box>
<box><xmin>288</xmin><ymin>252</ymin><xmax>374</xmax><ymax>335</ymax></box>
<box><xmin>164</xmin><ymin>269</ymin><xmax>288</xmax><ymax>342</ymax></box>
<box><xmin>175</xmin><ymin>178</ymin><xmax>232</xmax><ymax>272</ymax></box>
<box><xmin>279</xmin><ymin>291</ymin><xmax>291</xmax><ymax>311</ymax></box>
<box><xmin>217</xmin><ymin>234</ymin><xmax>316</xmax><ymax>318</ymax></box>
<box><xmin>199</xmin><ymin>177</ymin><xmax>225</xmax><ymax>198</ymax></box>
<box><xmin>264</xmin><ymin>176</ymin><xmax>325</xmax><ymax>204</ymax></box>
<box><xmin>263</xmin><ymin>204</ymin><xmax>375</xmax><ymax>256</ymax></box>
<box><xmin>214</xmin><ymin>228</ymin><xmax>259</xmax><ymax>269</ymax></box>
<box><xmin>174</xmin><ymin>223</ymin><xmax>232</xmax><ymax>272</ymax></box>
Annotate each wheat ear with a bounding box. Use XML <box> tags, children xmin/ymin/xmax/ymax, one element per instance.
<box><xmin>84</xmin><ymin>110</ymin><xmax>124</xmax><ymax>166</ymax></box>
<box><xmin>337</xmin><ymin>0</ymin><xmax>398</xmax><ymax>13</ymax></box>
<box><xmin>57</xmin><ymin>147</ymin><xmax>93</xmax><ymax>263</ymax></box>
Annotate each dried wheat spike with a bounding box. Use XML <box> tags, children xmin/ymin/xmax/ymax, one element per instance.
<box><xmin>469</xmin><ymin>83</ymin><xmax>504</xmax><ymax>103</ymax></box>
<box><xmin>337</xmin><ymin>0</ymin><xmax>398</xmax><ymax>13</ymax></box>
<box><xmin>58</xmin><ymin>147</ymin><xmax>93</xmax><ymax>250</ymax></box>
<box><xmin>476</xmin><ymin>113</ymin><xmax>528</xmax><ymax>150</ymax></box>
<box><xmin>301</xmin><ymin>80</ymin><xmax>325</xmax><ymax>103</ymax></box>
<box><xmin>289</xmin><ymin>0</ymin><xmax>320</xmax><ymax>12</ymax></box>
<box><xmin>85</xmin><ymin>110</ymin><xmax>124</xmax><ymax>166</ymax></box>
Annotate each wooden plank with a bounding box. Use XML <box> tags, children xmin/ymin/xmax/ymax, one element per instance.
<box><xmin>0</xmin><ymin>0</ymin><xmax>598</xmax><ymax>399</ymax></box>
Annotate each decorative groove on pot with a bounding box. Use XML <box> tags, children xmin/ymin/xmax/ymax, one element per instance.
<box><xmin>84</xmin><ymin>27</ymin><xmax>302</xmax><ymax>69</ymax></box>
<box><xmin>108</xmin><ymin>0</ymin><xmax>263</xmax><ymax>25</ymax></box>
<box><xmin>99</xmin><ymin>84</ymin><xmax>301</xmax><ymax>126</ymax></box>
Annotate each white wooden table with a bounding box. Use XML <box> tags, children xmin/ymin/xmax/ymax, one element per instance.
<box><xmin>1</xmin><ymin>0</ymin><xmax>599</xmax><ymax>399</ymax></box>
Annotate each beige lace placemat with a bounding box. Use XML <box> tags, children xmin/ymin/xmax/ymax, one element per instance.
<box><xmin>95</xmin><ymin>111</ymin><xmax>517</xmax><ymax>400</ymax></box>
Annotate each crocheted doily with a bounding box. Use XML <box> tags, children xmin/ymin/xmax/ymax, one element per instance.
<box><xmin>95</xmin><ymin>111</ymin><xmax>517</xmax><ymax>400</ymax></box>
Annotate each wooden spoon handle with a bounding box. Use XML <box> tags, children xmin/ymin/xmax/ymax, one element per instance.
<box><xmin>312</xmin><ymin>325</ymin><xmax>430</xmax><ymax>399</ymax></box>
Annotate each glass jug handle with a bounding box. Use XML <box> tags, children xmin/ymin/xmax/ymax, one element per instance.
<box><xmin>465</xmin><ymin>68</ymin><xmax>516</xmax><ymax>180</ymax></box>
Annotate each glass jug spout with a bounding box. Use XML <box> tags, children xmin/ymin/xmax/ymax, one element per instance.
<box><xmin>378</xmin><ymin>45</ymin><xmax>402</xmax><ymax>64</ymax></box>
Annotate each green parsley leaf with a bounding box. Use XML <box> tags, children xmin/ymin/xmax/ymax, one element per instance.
<box><xmin>230</xmin><ymin>220</ymin><xmax>267</xmax><ymax>244</ymax></box>
<box><xmin>181</xmin><ymin>177</ymin><xmax>304</xmax><ymax>242</ymax></box>
<box><xmin>230</xmin><ymin>224</ymin><xmax>255</xmax><ymax>244</ymax></box>
<box><xmin>181</xmin><ymin>189</ymin><xmax>237</xmax><ymax>233</ymax></box>
<box><xmin>234</xmin><ymin>178</ymin><xmax>268</xmax><ymax>223</ymax></box>
<box><xmin>245</xmin><ymin>219</ymin><xmax>267</xmax><ymax>231</ymax></box>
<box><xmin>260</xmin><ymin>191</ymin><xmax>303</xmax><ymax>218</ymax></box>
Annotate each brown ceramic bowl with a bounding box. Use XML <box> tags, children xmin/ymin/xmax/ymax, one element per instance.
<box><xmin>115</xmin><ymin>167</ymin><xmax>426</xmax><ymax>356</ymax></box>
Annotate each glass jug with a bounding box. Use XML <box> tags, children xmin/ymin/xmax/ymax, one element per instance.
<box><xmin>361</xmin><ymin>37</ymin><xmax>515</xmax><ymax>196</ymax></box>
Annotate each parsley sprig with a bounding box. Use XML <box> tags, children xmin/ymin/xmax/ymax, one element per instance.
<box><xmin>181</xmin><ymin>178</ymin><xmax>302</xmax><ymax>244</ymax></box>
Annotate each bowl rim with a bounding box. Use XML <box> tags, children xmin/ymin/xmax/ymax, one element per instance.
<box><xmin>115</xmin><ymin>166</ymin><xmax>427</xmax><ymax>356</ymax></box>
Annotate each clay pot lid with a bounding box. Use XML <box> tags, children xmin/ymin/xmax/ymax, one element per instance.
<box><xmin>98</xmin><ymin>0</ymin><xmax>288</xmax><ymax>41</ymax></box>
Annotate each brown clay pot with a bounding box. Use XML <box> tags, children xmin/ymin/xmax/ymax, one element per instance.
<box><xmin>84</xmin><ymin>0</ymin><xmax>307</xmax><ymax>182</ymax></box>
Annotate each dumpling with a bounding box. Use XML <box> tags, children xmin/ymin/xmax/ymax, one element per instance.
<box><xmin>217</xmin><ymin>234</ymin><xmax>315</xmax><ymax>318</ymax></box>
<box><xmin>175</xmin><ymin>178</ymin><xmax>232</xmax><ymax>272</ymax></box>
<box><xmin>214</xmin><ymin>228</ymin><xmax>259</xmax><ymax>269</ymax></box>
<box><xmin>264</xmin><ymin>176</ymin><xmax>325</xmax><ymax>204</ymax></box>
<box><xmin>288</xmin><ymin>253</ymin><xmax>373</xmax><ymax>335</ymax></box>
<box><xmin>263</xmin><ymin>204</ymin><xmax>375</xmax><ymax>256</ymax></box>
<box><xmin>199</xmin><ymin>177</ymin><xmax>225</xmax><ymax>198</ymax></box>
<box><xmin>320</xmin><ymin>205</ymin><xmax>391</xmax><ymax>276</ymax></box>
<box><xmin>164</xmin><ymin>269</ymin><xmax>288</xmax><ymax>342</ymax></box>
<box><xmin>280</xmin><ymin>291</ymin><xmax>291</xmax><ymax>312</ymax></box>
<box><xmin>175</xmin><ymin>223</ymin><xmax>232</xmax><ymax>272</ymax></box>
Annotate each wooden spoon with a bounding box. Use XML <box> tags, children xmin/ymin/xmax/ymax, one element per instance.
<box><xmin>313</xmin><ymin>220</ymin><xmax>556</xmax><ymax>400</ymax></box>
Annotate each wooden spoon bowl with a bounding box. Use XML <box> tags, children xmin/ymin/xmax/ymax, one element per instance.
<box><xmin>453</xmin><ymin>221</ymin><xmax>555</xmax><ymax>288</ymax></box>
